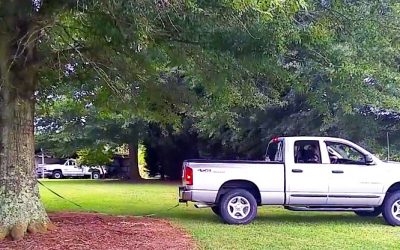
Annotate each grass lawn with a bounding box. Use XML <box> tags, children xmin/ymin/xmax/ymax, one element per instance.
<box><xmin>39</xmin><ymin>179</ymin><xmax>400</xmax><ymax>249</ymax></box>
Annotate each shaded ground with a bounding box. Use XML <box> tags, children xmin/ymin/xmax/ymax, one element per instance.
<box><xmin>0</xmin><ymin>213</ymin><xmax>196</xmax><ymax>250</ymax></box>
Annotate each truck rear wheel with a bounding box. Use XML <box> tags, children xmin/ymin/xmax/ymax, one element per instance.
<box><xmin>382</xmin><ymin>191</ymin><xmax>400</xmax><ymax>226</ymax></box>
<box><xmin>92</xmin><ymin>171</ymin><xmax>100</xmax><ymax>179</ymax></box>
<box><xmin>219</xmin><ymin>189</ymin><xmax>257</xmax><ymax>224</ymax></box>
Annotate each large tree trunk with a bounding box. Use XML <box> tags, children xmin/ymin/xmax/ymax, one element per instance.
<box><xmin>128</xmin><ymin>141</ymin><xmax>141</xmax><ymax>181</ymax></box>
<box><xmin>0</xmin><ymin>18</ymin><xmax>51</xmax><ymax>241</ymax></box>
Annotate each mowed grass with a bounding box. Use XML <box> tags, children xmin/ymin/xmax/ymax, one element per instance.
<box><xmin>39</xmin><ymin>180</ymin><xmax>400</xmax><ymax>249</ymax></box>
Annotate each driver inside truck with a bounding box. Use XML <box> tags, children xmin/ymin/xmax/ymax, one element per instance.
<box><xmin>305</xmin><ymin>144</ymin><xmax>320</xmax><ymax>163</ymax></box>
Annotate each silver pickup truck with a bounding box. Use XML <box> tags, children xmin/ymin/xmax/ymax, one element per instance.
<box><xmin>179</xmin><ymin>136</ymin><xmax>400</xmax><ymax>226</ymax></box>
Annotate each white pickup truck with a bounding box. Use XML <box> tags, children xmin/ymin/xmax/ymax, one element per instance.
<box><xmin>36</xmin><ymin>159</ymin><xmax>105</xmax><ymax>179</ymax></box>
<box><xmin>179</xmin><ymin>136</ymin><xmax>400</xmax><ymax>226</ymax></box>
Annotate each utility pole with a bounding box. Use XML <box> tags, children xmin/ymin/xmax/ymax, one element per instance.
<box><xmin>387</xmin><ymin>132</ymin><xmax>390</xmax><ymax>161</ymax></box>
<box><xmin>41</xmin><ymin>148</ymin><xmax>45</xmax><ymax>178</ymax></box>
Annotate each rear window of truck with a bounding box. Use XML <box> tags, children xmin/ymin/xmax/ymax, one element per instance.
<box><xmin>265</xmin><ymin>140</ymin><xmax>284</xmax><ymax>162</ymax></box>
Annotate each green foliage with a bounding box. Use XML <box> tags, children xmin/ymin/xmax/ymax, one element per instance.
<box><xmin>138</xmin><ymin>145</ymin><xmax>146</xmax><ymax>166</ymax></box>
<box><xmin>143</xmin><ymin>121</ymin><xmax>199</xmax><ymax>179</ymax></box>
<box><xmin>35</xmin><ymin>0</ymin><xmax>400</xmax><ymax>176</ymax></box>
<box><xmin>76</xmin><ymin>146</ymin><xmax>113</xmax><ymax>166</ymax></box>
<box><xmin>35</xmin><ymin>0</ymin><xmax>306</xmax><ymax>158</ymax></box>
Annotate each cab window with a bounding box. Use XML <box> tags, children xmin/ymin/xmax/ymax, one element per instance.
<box><xmin>65</xmin><ymin>160</ymin><xmax>75</xmax><ymax>166</ymax></box>
<box><xmin>294</xmin><ymin>140</ymin><xmax>321</xmax><ymax>164</ymax></box>
<box><xmin>325</xmin><ymin>141</ymin><xmax>366</xmax><ymax>165</ymax></box>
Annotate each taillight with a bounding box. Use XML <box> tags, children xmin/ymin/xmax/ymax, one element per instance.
<box><xmin>184</xmin><ymin>166</ymin><xmax>193</xmax><ymax>185</ymax></box>
<box><xmin>272</xmin><ymin>137</ymin><xmax>280</xmax><ymax>143</ymax></box>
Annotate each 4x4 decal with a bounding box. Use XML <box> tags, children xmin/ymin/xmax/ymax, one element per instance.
<box><xmin>198</xmin><ymin>169</ymin><xmax>211</xmax><ymax>173</ymax></box>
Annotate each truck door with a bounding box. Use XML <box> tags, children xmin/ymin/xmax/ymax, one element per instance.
<box><xmin>286</xmin><ymin>140</ymin><xmax>329</xmax><ymax>205</ymax></box>
<box><xmin>63</xmin><ymin>160</ymin><xmax>82</xmax><ymax>176</ymax></box>
<box><xmin>324</xmin><ymin>141</ymin><xmax>384</xmax><ymax>206</ymax></box>
<box><xmin>70</xmin><ymin>160</ymin><xmax>84</xmax><ymax>176</ymax></box>
<box><xmin>61</xmin><ymin>160</ymin><xmax>72</xmax><ymax>176</ymax></box>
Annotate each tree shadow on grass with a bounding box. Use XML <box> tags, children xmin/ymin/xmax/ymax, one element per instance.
<box><xmin>163</xmin><ymin>210</ymin><xmax>222</xmax><ymax>224</ymax></box>
<box><xmin>255</xmin><ymin>212</ymin><xmax>386</xmax><ymax>226</ymax></box>
<box><xmin>164</xmin><ymin>209</ymin><xmax>386</xmax><ymax>226</ymax></box>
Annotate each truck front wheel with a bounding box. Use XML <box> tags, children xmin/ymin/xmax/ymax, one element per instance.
<box><xmin>219</xmin><ymin>189</ymin><xmax>257</xmax><ymax>224</ymax></box>
<box><xmin>383</xmin><ymin>191</ymin><xmax>400</xmax><ymax>226</ymax></box>
<box><xmin>52</xmin><ymin>171</ymin><xmax>63</xmax><ymax>179</ymax></box>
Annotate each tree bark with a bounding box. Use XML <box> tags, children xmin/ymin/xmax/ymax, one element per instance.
<box><xmin>128</xmin><ymin>141</ymin><xmax>141</xmax><ymax>181</ymax></box>
<box><xmin>0</xmin><ymin>17</ymin><xmax>51</xmax><ymax>241</ymax></box>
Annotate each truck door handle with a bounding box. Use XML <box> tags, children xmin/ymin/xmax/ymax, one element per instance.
<box><xmin>332</xmin><ymin>170</ymin><xmax>344</xmax><ymax>174</ymax></box>
<box><xmin>292</xmin><ymin>169</ymin><xmax>303</xmax><ymax>173</ymax></box>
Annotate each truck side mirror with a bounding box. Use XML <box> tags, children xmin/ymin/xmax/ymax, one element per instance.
<box><xmin>365</xmin><ymin>155</ymin><xmax>374</xmax><ymax>165</ymax></box>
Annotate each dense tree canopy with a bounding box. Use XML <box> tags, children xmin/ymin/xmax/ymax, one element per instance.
<box><xmin>37</xmin><ymin>0</ymin><xmax>400</xmax><ymax>175</ymax></box>
<box><xmin>34</xmin><ymin>0</ymin><xmax>308</xmax><ymax>176</ymax></box>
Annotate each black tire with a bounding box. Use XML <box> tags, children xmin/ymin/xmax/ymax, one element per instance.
<box><xmin>382</xmin><ymin>191</ymin><xmax>400</xmax><ymax>226</ymax></box>
<box><xmin>92</xmin><ymin>171</ymin><xmax>101</xmax><ymax>179</ymax></box>
<box><xmin>52</xmin><ymin>171</ymin><xmax>63</xmax><ymax>179</ymax></box>
<box><xmin>211</xmin><ymin>206</ymin><xmax>220</xmax><ymax>216</ymax></box>
<box><xmin>219</xmin><ymin>189</ymin><xmax>257</xmax><ymax>224</ymax></box>
<box><xmin>354</xmin><ymin>207</ymin><xmax>382</xmax><ymax>217</ymax></box>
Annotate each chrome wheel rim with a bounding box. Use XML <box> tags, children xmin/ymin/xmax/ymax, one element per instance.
<box><xmin>93</xmin><ymin>173</ymin><xmax>99</xmax><ymax>179</ymax></box>
<box><xmin>227</xmin><ymin>196</ymin><xmax>250</xmax><ymax>219</ymax></box>
<box><xmin>54</xmin><ymin>173</ymin><xmax>61</xmax><ymax>178</ymax></box>
<box><xmin>391</xmin><ymin>200</ymin><xmax>400</xmax><ymax>221</ymax></box>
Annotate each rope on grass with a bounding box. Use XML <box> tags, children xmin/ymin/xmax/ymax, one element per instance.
<box><xmin>133</xmin><ymin>203</ymin><xmax>180</xmax><ymax>218</ymax></box>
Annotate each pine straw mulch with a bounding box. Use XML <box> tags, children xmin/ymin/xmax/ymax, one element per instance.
<box><xmin>0</xmin><ymin>212</ymin><xmax>197</xmax><ymax>250</ymax></box>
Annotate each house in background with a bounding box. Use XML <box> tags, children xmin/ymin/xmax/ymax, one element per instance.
<box><xmin>34</xmin><ymin>151</ymin><xmax>63</xmax><ymax>166</ymax></box>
